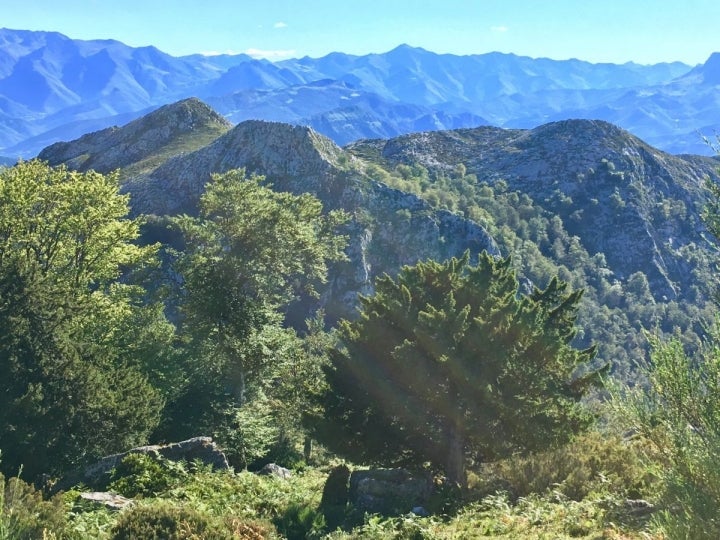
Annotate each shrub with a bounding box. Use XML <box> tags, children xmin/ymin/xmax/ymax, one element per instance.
<box><xmin>225</xmin><ymin>517</ymin><xmax>273</xmax><ymax>539</ymax></box>
<box><xmin>611</xmin><ymin>330</ymin><xmax>720</xmax><ymax>539</ymax></box>
<box><xmin>108</xmin><ymin>453</ymin><xmax>188</xmax><ymax>498</ymax></box>
<box><xmin>0</xmin><ymin>473</ymin><xmax>66</xmax><ymax>539</ymax></box>
<box><xmin>273</xmin><ymin>503</ymin><xmax>326</xmax><ymax>539</ymax></box>
<box><xmin>477</xmin><ymin>430</ymin><xmax>652</xmax><ymax>501</ymax></box>
<box><xmin>110</xmin><ymin>501</ymin><xmax>231</xmax><ymax>540</ymax></box>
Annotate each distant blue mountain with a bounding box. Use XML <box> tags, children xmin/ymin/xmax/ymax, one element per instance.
<box><xmin>0</xmin><ymin>28</ymin><xmax>716</xmax><ymax>157</ymax></box>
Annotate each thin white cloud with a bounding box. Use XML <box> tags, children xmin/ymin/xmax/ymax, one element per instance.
<box><xmin>491</xmin><ymin>25</ymin><xmax>509</xmax><ymax>32</ymax></box>
<box><xmin>200</xmin><ymin>49</ymin><xmax>244</xmax><ymax>56</ymax></box>
<box><xmin>245</xmin><ymin>48</ymin><xmax>296</xmax><ymax>60</ymax></box>
<box><xmin>273</xmin><ymin>21</ymin><xmax>288</xmax><ymax>29</ymax></box>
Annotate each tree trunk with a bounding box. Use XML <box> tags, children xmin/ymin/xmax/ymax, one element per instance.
<box><xmin>446</xmin><ymin>423</ymin><xmax>467</xmax><ymax>490</ymax></box>
<box><xmin>303</xmin><ymin>436</ymin><xmax>313</xmax><ymax>461</ymax></box>
<box><xmin>232</xmin><ymin>369</ymin><xmax>246</xmax><ymax>406</ymax></box>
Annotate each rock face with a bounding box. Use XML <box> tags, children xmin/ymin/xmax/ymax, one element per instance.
<box><xmin>42</xmin><ymin>106</ymin><xmax>499</xmax><ymax>322</ymax></box>
<box><xmin>39</xmin><ymin>98</ymin><xmax>231</xmax><ymax>176</ymax></box>
<box><xmin>55</xmin><ymin>437</ymin><xmax>229</xmax><ymax>492</ymax></box>
<box><xmin>348</xmin><ymin>120</ymin><xmax>720</xmax><ymax>303</ymax></box>
<box><xmin>349</xmin><ymin>468</ymin><xmax>434</xmax><ymax>515</ymax></box>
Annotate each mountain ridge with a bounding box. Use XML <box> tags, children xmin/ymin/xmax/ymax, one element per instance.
<box><xmin>1</xmin><ymin>28</ymin><xmax>714</xmax><ymax>158</ymax></box>
<box><xmin>39</xmin><ymin>99</ymin><xmax>500</xmax><ymax>325</ymax></box>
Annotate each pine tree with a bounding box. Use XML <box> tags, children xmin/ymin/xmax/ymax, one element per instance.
<box><xmin>310</xmin><ymin>251</ymin><xmax>600</xmax><ymax>489</ymax></box>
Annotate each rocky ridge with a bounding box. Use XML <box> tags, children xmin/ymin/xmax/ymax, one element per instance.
<box><xmin>348</xmin><ymin>120</ymin><xmax>720</xmax><ymax>302</ymax></box>
<box><xmin>41</xmin><ymin>100</ymin><xmax>499</xmax><ymax>321</ymax></box>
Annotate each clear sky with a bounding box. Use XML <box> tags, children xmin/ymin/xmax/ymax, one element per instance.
<box><xmin>2</xmin><ymin>0</ymin><xmax>718</xmax><ymax>65</ymax></box>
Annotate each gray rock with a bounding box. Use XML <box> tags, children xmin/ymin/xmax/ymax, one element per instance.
<box><xmin>79</xmin><ymin>491</ymin><xmax>133</xmax><ymax>511</ymax></box>
<box><xmin>349</xmin><ymin>468</ymin><xmax>433</xmax><ymax>515</ymax></box>
<box><xmin>55</xmin><ymin>436</ymin><xmax>229</xmax><ymax>492</ymax></box>
<box><xmin>257</xmin><ymin>463</ymin><xmax>292</xmax><ymax>479</ymax></box>
<box><xmin>623</xmin><ymin>498</ymin><xmax>656</xmax><ymax>516</ymax></box>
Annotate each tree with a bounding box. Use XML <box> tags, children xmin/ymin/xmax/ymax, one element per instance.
<box><xmin>310</xmin><ymin>252</ymin><xmax>600</xmax><ymax>489</ymax></box>
<box><xmin>0</xmin><ymin>160</ymin><xmax>165</xmax><ymax>478</ymax></box>
<box><xmin>163</xmin><ymin>169</ymin><xmax>347</xmax><ymax>443</ymax></box>
<box><xmin>610</xmin><ymin>328</ymin><xmax>720</xmax><ymax>539</ymax></box>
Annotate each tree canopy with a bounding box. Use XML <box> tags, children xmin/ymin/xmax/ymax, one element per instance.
<box><xmin>310</xmin><ymin>251</ymin><xmax>601</xmax><ymax>488</ymax></box>
<box><xmin>0</xmin><ymin>160</ymin><xmax>166</xmax><ymax>478</ymax></box>
<box><xmin>162</xmin><ymin>169</ymin><xmax>347</xmax><ymax>449</ymax></box>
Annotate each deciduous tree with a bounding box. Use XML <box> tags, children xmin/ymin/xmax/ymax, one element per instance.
<box><xmin>164</xmin><ymin>169</ymin><xmax>347</xmax><ymax>444</ymax></box>
<box><xmin>0</xmin><ymin>160</ymin><xmax>165</xmax><ymax>478</ymax></box>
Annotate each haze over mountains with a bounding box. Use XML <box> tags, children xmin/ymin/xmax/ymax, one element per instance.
<box><xmin>0</xmin><ymin>27</ymin><xmax>717</xmax><ymax>158</ymax></box>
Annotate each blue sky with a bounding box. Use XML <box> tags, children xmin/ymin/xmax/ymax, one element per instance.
<box><xmin>3</xmin><ymin>0</ymin><xmax>718</xmax><ymax>65</ymax></box>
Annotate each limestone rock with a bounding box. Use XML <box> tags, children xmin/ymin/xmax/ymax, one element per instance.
<box><xmin>55</xmin><ymin>436</ymin><xmax>229</xmax><ymax>492</ymax></box>
<box><xmin>349</xmin><ymin>468</ymin><xmax>433</xmax><ymax>515</ymax></box>
<box><xmin>79</xmin><ymin>491</ymin><xmax>133</xmax><ymax>511</ymax></box>
<box><xmin>257</xmin><ymin>463</ymin><xmax>292</xmax><ymax>479</ymax></box>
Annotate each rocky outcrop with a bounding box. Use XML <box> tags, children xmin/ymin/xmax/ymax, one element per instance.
<box><xmin>257</xmin><ymin>463</ymin><xmax>292</xmax><ymax>479</ymax></box>
<box><xmin>39</xmin><ymin>98</ymin><xmax>231</xmax><ymax>176</ymax></box>
<box><xmin>349</xmin><ymin>120</ymin><xmax>720</xmax><ymax>302</ymax></box>
<box><xmin>348</xmin><ymin>468</ymin><xmax>434</xmax><ymax>515</ymax></box>
<box><xmin>79</xmin><ymin>491</ymin><xmax>134</xmax><ymax>511</ymax></box>
<box><xmin>40</xmin><ymin>106</ymin><xmax>499</xmax><ymax>321</ymax></box>
<box><xmin>55</xmin><ymin>437</ymin><xmax>229</xmax><ymax>492</ymax></box>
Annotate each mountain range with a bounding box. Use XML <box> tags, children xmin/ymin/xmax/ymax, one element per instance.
<box><xmin>38</xmin><ymin>97</ymin><xmax>720</xmax><ymax>375</ymax></box>
<box><xmin>1</xmin><ymin>28</ymin><xmax>718</xmax><ymax>158</ymax></box>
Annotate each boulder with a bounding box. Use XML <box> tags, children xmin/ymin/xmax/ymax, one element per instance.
<box><xmin>79</xmin><ymin>491</ymin><xmax>133</xmax><ymax>511</ymax></box>
<box><xmin>257</xmin><ymin>463</ymin><xmax>292</xmax><ymax>479</ymax></box>
<box><xmin>55</xmin><ymin>436</ymin><xmax>229</xmax><ymax>492</ymax></box>
<box><xmin>349</xmin><ymin>468</ymin><xmax>433</xmax><ymax>515</ymax></box>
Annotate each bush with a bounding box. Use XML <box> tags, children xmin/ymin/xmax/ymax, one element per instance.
<box><xmin>108</xmin><ymin>453</ymin><xmax>188</xmax><ymax>497</ymax></box>
<box><xmin>110</xmin><ymin>501</ymin><xmax>231</xmax><ymax>540</ymax></box>
<box><xmin>611</xmin><ymin>330</ymin><xmax>720</xmax><ymax>539</ymax></box>
<box><xmin>273</xmin><ymin>503</ymin><xmax>326</xmax><ymax>539</ymax></box>
<box><xmin>0</xmin><ymin>473</ymin><xmax>67</xmax><ymax>539</ymax></box>
<box><xmin>477</xmin><ymin>430</ymin><xmax>652</xmax><ymax>501</ymax></box>
<box><xmin>225</xmin><ymin>517</ymin><xmax>273</xmax><ymax>539</ymax></box>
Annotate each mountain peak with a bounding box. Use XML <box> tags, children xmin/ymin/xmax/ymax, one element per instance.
<box><xmin>697</xmin><ymin>52</ymin><xmax>720</xmax><ymax>84</ymax></box>
<box><xmin>39</xmin><ymin>97</ymin><xmax>231</xmax><ymax>174</ymax></box>
<box><xmin>124</xmin><ymin>118</ymin><xmax>349</xmax><ymax>215</ymax></box>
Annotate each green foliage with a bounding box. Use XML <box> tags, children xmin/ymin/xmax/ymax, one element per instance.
<box><xmin>338</xmin><ymin>513</ymin><xmax>440</xmax><ymax>540</ymax></box>
<box><xmin>0</xmin><ymin>160</ymin><xmax>165</xmax><ymax>478</ymax></box>
<box><xmin>0</xmin><ymin>471</ymin><xmax>66</xmax><ymax>540</ymax></box>
<box><xmin>110</xmin><ymin>501</ymin><xmax>233</xmax><ymax>540</ymax></box>
<box><xmin>369</xmin><ymin>159</ymin><xmax>717</xmax><ymax>380</ymax></box>
<box><xmin>215</xmin><ymin>393</ymin><xmax>279</xmax><ymax>470</ymax></box>
<box><xmin>611</xmin><ymin>324</ymin><xmax>720</xmax><ymax>539</ymax></box>
<box><xmin>481</xmin><ymin>430</ymin><xmax>653</xmax><ymax>501</ymax></box>
<box><xmin>163</xmin><ymin>169</ymin><xmax>347</xmax><ymax>443</ymax></box>
<box><xmin>108</xmin><ymin>454</ymin><xmax>188</xmax><ymax>498</ymax></box>
<box><xmin>311</xmin><ymin>252</ymin><xmax>600</xmax><ymax>488</ymax></box>
<box><xmin>273</xmin><ymin>502</ymin><xmax>326</xmax><ymax>539</ymax></box>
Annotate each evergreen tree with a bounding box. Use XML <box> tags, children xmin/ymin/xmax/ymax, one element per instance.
<box><xmin>0</xmin><ymin>161</ymin><xmax>165</xmax><ymax>478</ymax></box>
<box><xmin>310</xmin><ymin>252</ymin><xmax>600</xmax><ymax>488</ymax></box>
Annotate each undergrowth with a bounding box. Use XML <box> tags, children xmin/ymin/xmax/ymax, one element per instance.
<box><xmin>0</xmin><ymin>431</ymin><xmax>666</xmax><ymax>539</ymax></box>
